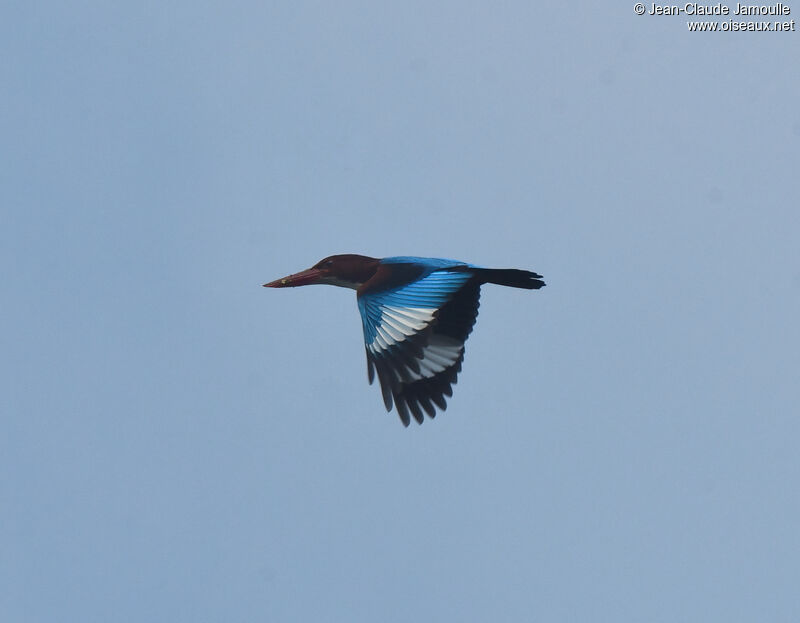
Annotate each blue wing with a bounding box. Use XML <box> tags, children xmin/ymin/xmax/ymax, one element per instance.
<box><xmin>357</xmin><ymin>269</ymin><xmax>481</xmax><ymax>426</ymax></box>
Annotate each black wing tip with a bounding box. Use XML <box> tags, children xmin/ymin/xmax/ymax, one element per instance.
<box><xmin>395</xmin><ymin>399</ymin><xmax>411</xmax><ymax>426</ymax></box>
<box><xmin>391</xmin><ymin>391</ymin><xmax>449</xmax><ymax>426</ymax></box>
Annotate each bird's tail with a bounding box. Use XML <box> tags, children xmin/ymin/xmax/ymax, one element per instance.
<box><xmin>476</xmin><ymin>268</ymin><xmax>545</xmax><ymax>290</ymax></box>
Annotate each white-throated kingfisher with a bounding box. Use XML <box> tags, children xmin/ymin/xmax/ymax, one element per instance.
<box><xmin>263</xmin><ymin>255</ymin><xmax>545</xmax><ymax>426</ymax></box>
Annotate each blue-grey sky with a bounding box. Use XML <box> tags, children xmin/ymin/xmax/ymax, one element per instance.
<box><xmin>3</xmin><ymin>3</ymin><xmax>799</xmax><ymax>621</ymax></box>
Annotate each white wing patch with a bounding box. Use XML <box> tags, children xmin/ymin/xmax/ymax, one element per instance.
<box><xmin>403</xmin><ymin>335</ymin><xmax>463</xmax><ymax>382</ymax></box>
<box><xmin>365</xmin><ymin>305</ymin><xmax>463</xmax><ymax>381</ymax></box>
<box><xmin>367</xmin><ymin>305</ymin><xmax>437</xmax><ymax>351</ymax></box>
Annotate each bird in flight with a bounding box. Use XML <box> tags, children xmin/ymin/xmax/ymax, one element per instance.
<box><xmin>264</xmin><ymin>255</ymin><xmax>545</xmax><ymax>426</ymax></box>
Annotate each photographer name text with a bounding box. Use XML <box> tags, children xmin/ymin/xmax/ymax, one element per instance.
<box><xmin>647</xmin><ymin>2</ymin><xmax>790</xmax><ymax>14</ymax></box>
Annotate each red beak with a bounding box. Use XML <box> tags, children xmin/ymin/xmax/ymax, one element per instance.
<box><xmin>263</xmin><ymin>267</ymin><xmax>324</xmax><ymax>288</ymax></box>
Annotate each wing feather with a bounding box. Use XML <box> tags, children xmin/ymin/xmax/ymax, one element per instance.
<box><xmin>357</xmin><ymin>270</ymin><xmax>482</xmax><ymax>426</ymax></box>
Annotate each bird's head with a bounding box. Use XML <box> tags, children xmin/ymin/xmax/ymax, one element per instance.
<box><xmin>263</xmin><ymin>254</ymin><xmax>380</xmax><ymax>290</ymax></box>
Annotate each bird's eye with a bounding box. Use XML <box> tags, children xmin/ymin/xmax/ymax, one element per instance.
<box><xmin>324</xmin><ymin>260</ymin><xmax>334</xmax><ymax>267</ymax></box>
